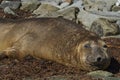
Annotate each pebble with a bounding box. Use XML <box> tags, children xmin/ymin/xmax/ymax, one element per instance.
<box><xmin>87</xmin><ymin>70</ymin><xmax>113</xmax><ymax>77</ymax></box>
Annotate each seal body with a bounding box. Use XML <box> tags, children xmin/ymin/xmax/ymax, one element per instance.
<box><xmin>0</xmin><ymin>18</ymin><xmax>111</xmax><ymax>71</ymax></box>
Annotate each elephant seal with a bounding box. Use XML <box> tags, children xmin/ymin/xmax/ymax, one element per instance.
<box><xmin>0</xmin><ymin>17</ymin><xmax>111</xmax><ymax>71</ymax></box>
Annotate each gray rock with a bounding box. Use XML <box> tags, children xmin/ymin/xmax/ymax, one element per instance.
<box><xmin>20</xmin><ymin>0</ymin><xmax>40</xmax><ymax>12</ymax></box>
<box><xmin>86</xmin><ymin>10</ymin><xmax>120</xmax><ymax>20</ymax></box>
<box><xmin>102</xmin><ymin>35</ymin><xmax>120</xmax><ymax>39</ymax></box>
<box><xmin>42</xmin><ymin>75</ymin><xmax>120</xmax><ymax>80</ymax></box>
<box><xmin>90</xmin><ymin>18</ymin><xmax>119</xmax><ymax>37</ymax></box>
<box><xmin>83</xmin><ymin>0</ymin><xmax>117</xmax><ymax>11</ymax></box>
<box><xmin>57</xmin><ymin>7</ymin><xmax>79</xmax><ymax>20</ymax></box>
<box><xmin>87</xmin><ymin>70</ymin><xmax>113</xmax><ymax>77</ymax></box>
<box><xmin>38</xmin><ymin>0</ymin><xmax>71</xmax><ymax>9</ymax></box>
<box><xmin>59</xmin><ymin>2</ymin><xmax>70</xmax><ymax>9</ymax></box>
<box><xmin>83</xmin><ymin>1</ymin><xmax>107</xmax><ymax>11</ymax></box>
<box><xmin>104</xmin><ymin>77</ymin><xmax>120</xmax><ymax>80</ymax></box>
<box><xmin>115</xmin><ymin>0</ymin><xmax>120</xmax><ymax>6</ymax></box>
<box><xmin>40</xmin><ymin>75</ymin><xmax>80</xmax><ymax>80</ymax></box>
<box><xmin>77</xmin><ymin>9</ymin><xmax>99</xmax><ymax>29</ymax></box>
<box><xmin>116</xmin><ymin>20</ymin><xmax>120</xmax><ymax>29</ymax></box>
<box><xmin>32</xmin><ymin>1</ymin><xmax>80</xmax><ymax>20</ymax></box>
<box><xmin>58</xmin><ymin>0</ymin><xmax>83</xmax><ymax>11</ymax></box>
<box><xmin>39</xmin><ymin>0</ymin><xmax>83</xmax><ymax>12</ymax></box>
<box><xmin>4</xmin><ymin>7</ymin><xmax>17</xmax><ymax>16</ymax></box>
<box><xmin>58</xmin><ymin>0</ymin><xmax>74</xmax><ymax>9</ymax></box>
<box><xmin>36</xmin><ymin>6</ymin><xmax>79</xmax><ymax>21</ymax></box>
<box><xmin>92</xmin><ymin>76</ymin><xmax>120</xmax><ymax>80</ymax></box>
<box><xmin>0</xmin><ymin>0</ymin><xmax>21</xmax><ymax>10</ymax></box>
<box><xmin>39</xmin><ymin>0</ymin><xmax>79</xmax><ymax>9</ymax></box>
<box><xmin>39</xmin><ymin>0</ymin><xmax>62</xmax><ymax>5</ymax></box>
<box><xmin>32</xmin><ymin>3</ymin><xmax>59</xmax><ymax>16</ymax></box>
<box><xmin>112</xmin><ymin>6</ymin><xmax>120</xmax><ymax>12</ymax></box>
<box><xmin>77</xmin><ymin>9</ymin><xmax>120</xmax><ymax>29</ymax></box>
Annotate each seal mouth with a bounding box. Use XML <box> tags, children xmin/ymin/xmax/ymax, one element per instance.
<box><xmin>85</xmin><ymin>58</ymin><xmax>111</xmax><ymax>70</ymax></box>
<box><xmin>90</xmin><ymin>62</ymin><xmax>107</xmax><ymax>69</ymax></box>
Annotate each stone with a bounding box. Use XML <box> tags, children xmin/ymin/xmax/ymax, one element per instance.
<box><xmin>58</xmin><ymin>0</ymin><xmax>73</xmax><ymax>9</ymax></box>
<box><xmin>87</xmin><ymin>70</ymin><xmax>113</xmax><ymax>77</ymax></box>
<box><xmin>59</xmin><ymin>2</ymin><xmax>70</xmax><ymax>9</ymax></box>
<box><xmin>84</xmin><ymin>1</ymin><xmax>107</xmax><ymax>11</ymax></box>
<box><xmin>57</xmin><ymin>7</ymin><xmax>79</xmax><ymax>20</ymax></box>
<box><xmin>59</xmin><ymin>0</ymin><xmax>83</xmax><ymax>10</ymax></box>
<box><xmin>77</xmin><ymin>9</ymin><xmax>120</xmax><ymax>30</ymax></box>
<box><xmin>83</xmin><ymin>0</ymin><xmax>117</xmax><ymax>11</ymax></box>
<box><xmin>39</xmin><ymin>0</ymin><xmax>72</xmax><ymax>9</ymax></box>
<box><xmin>116</xmin><ymin>20</ymin><xmax>120</xmax><ymax>29</ymax></box>
<box><xmin>77</xmin><ymin>9</ymin><xmax>100</xmax><ymax>29</ymax></box>
<box><xmin>102</xmin><ymin>35</ymin><xmax>120</xmax><ymax>39</ymax></box>
<box><xmin>90</xmin><ymin>18</ymin><xmax>119</xmax><ymax>37</ymax></box>
<box><xmin>0</xmin><ymin>0</ymin><xmax>20</xmax><ymax>10</ymax></box>
<box><xmin>112</xmin><ymin>6</ymin><xmax>120</xmax><ymax>12</ymax></box>
<box><xmin>103</xmin><ymin>77</ymin><xmax>120</xmax><ymax>80</ymax></box>
<box><xmin>36</xmin><ymin>7</ymin><xmax>79</xmax><ymax>21</ymax></box>
<box><xmin>32</xmin><ymin>3</ymin><xmax>59</xmax><ymax>16</ymax></box>
<box><xmin>20</xmin><ymin>0</ymin><xmax>40</xmax><ymax>12</ymax></box>
<box><xmin>86</xmin><ymin>10</ymin><xmax>120</xmax><ymax>18</ymax></box>
<box><xmin>115</xmin><ymin>0</ymin><xmax>120</xmax><ymax>6</ymax></box>
<box><xmin>39</xmin><ymin>0</ymin><xmax>62</xmax><ymax>5</ymax></box>
<box><xmin>4</xmin><ymin>7</ymin><xmax>17</xmax><ymax>16</ymax></box>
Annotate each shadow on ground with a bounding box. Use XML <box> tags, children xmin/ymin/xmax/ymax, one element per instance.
<box><xmin>107</xmin><ymin>58</ymin><xmax>120</xmax><ymax>74</ymax></box>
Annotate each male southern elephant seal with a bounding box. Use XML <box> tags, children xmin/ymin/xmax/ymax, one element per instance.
<box><xmin>0</xmin><ymin>17</ymin><xmax>111</xmax><ymax>71</ymax></box>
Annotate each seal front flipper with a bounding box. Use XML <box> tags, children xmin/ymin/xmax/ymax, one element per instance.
<box><xmin>1</xmin><ymin>47</ymin><xmax>19</xmax><ymax>59</ymax></box>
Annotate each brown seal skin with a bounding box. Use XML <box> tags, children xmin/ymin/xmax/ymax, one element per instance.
<box><xmin>0</xmin><ymin>17</ymin><xmax>111</xmax><ymax>71</ymax></box>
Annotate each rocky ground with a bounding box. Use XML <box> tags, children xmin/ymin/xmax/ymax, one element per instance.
<box><xmin>0</xmin><ymin>0</ymin><xmax>120</xmax><ymax>80</ymax></box>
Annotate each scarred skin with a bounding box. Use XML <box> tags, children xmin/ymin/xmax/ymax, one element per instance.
<box><xmin>0</xmin><ymin>17</ymin><xmax>111</xmax><ymax>71</ymax></box>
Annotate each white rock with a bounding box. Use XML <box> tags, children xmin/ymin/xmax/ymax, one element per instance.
<box><xmin>83</xmin><ymin>0</ymin><xmax>118</xmax><ymax>11</ymax></box>
<box><xmin>58</xmin><ymin>1</ymin><xmax>83</xmax><ymax>12</ymax></box>
<box><xmin>59</xmin><ymin>2</ymin><xmax>70</xmax><ymax>9</ymax></box>
<box><xmin>77</xmin><ymin>9</ymin><xmax>120</xmax><ymax>29</ymax></box>
<box><xmin>116</xmin><ymin>0</ymin><xmax>120</xmax><ymax>6</ymax></box>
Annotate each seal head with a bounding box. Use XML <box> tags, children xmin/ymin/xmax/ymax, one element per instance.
<box><xmin>77</xmin><ymin>34</ymin><xmax>111</xmax><ymax>71</ymax></box>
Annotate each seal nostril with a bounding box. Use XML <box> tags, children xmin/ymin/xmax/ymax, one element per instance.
<box><xmin>96</xmin><ymin>57</ymin><xmax>102</xmax><ymax>62</ymax></box>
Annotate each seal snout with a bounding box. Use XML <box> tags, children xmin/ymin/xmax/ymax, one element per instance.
<box><xmin>95</xmin><ymin>55</ymin><xmax>103</xmax><ymax>63</ymax></box>
<box><xmin>86</xmin><ymin>54</ymin><xmax>110</xmax><ymax>70</ymax></box>
<box><xmin>87</xmin><ymin>54</ymin><xmax>106</xmax><ymax>65</ymax></box>
<box><xmin>86</xmin><ymin>46</ymin><xmax>107</xmax><ymax>64</ymax></box>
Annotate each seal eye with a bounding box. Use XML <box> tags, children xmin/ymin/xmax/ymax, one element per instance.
<box><xmin>84</xmin><ymin>44</ymin><xmax>91</xmax><ymax>48</ymax></box>
<box><xmin>103</xmin><ymin>45</ymin><xmax>108</xmax><ymax>48</ymax></box>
